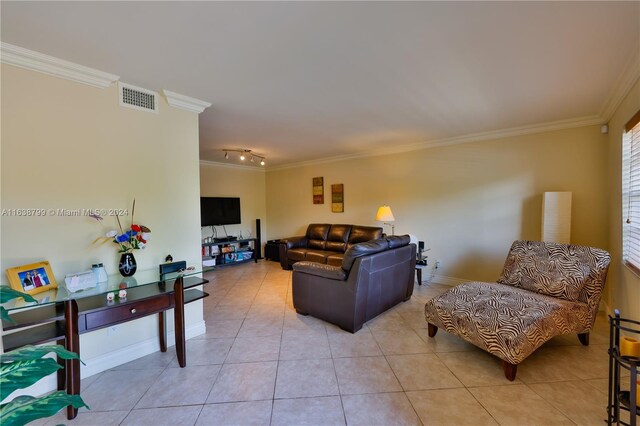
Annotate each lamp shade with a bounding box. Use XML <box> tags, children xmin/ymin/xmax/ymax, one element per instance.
<box><xmin>375</xmin><ymin>205</ymin><xmax>395</xmax><ymax>222</ymax></box>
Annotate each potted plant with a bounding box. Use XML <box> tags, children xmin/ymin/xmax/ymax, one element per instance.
<box><xmin>0</xmin><ymin>285</ymin><xmax>88</xmax><ymax>425</ymax></box>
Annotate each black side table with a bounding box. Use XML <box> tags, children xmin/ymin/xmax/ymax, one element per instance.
<box><xmin>265</xmin><ymin>240</ymin><xmax>281</xmax><ymax>262</ymax></box>
<box><xmin>415</xmin><ymin>253</ymin><xmax>428</xmax><ymax>285</ymax></box>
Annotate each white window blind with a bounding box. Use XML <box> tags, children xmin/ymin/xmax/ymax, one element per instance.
<box><xmin>622</xmin><ymin>110</ymin><xmax>640</xmax><ymax>271</ymax></box>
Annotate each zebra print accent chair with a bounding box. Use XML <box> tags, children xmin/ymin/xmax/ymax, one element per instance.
<box><xmin>424</xmin><ymin>240</ymin><xmax>610</xmax><ymax>381</ymax></box>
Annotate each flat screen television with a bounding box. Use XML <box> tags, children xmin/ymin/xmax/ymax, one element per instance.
<box><xmin>200</xmin><ymin>197</ymin><xmax>241</xmax><ymax>226</ymax></box>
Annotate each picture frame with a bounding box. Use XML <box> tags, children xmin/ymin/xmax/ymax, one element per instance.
<box><xmin>6</xmin><ymin>261</ymin><xmax>58</xmax><ymax>296</ymax></box>
<box><xmin>331</xmin><ymin>183</ymin><xmax>344</xmax><ymax>213</ymax></box>
<box><xmin>313</xmin><ymin>177</ymin><xmax>324</xmax><ymax>204</ymax></box>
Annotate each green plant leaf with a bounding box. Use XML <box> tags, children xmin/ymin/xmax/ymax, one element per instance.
<box><xmin>0</xmin><ymin>285</ymin><xmax>37</xmax><ymax>304</ymax></box>
<box><xmin>0</xmin><ymin>359</ymin><xmax>62</xmax><ymax>402</ymax></box>
<box><xmin>1</xmin><ymin>306</ymin><xmax>15</xmax><ymax>324</ymax></box>
<box><xmin>0</xmin><ymin>345</ymin><xmax>80</xmax><ymax>363</ymax></box>
<box><xmin>0</xmin><ymin>392</ymin><xmax>88</xmax><ymax>426</ymax></box>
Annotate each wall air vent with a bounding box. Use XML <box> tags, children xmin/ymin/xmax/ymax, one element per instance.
<box><xmin>118</xmin><ymin>82</ymin><xmax>158</xmax><ymax>113</ymax></box>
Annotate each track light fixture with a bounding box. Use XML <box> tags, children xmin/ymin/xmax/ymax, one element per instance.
<box><xmin>222</xmin><ymin>149</ymin><xmax>266</xmax><ymax>166</ymax></box>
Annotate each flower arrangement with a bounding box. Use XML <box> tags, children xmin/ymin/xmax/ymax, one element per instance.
<box><xmin>92</xmin><ymin>200</ymin><xmax>151</xmax><ymax>253</ymax></box>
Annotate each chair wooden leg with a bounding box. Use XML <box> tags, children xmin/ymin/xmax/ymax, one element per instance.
<box><xmin>502</xmin><ymin>360</ymin><xmax>518</xmax><ymax>381</ymax></box>
<box><xmin>578</xmin><ymin>332</ymin><xmax>589</xmax><ymax>346</ymax></box>
<box><xmin>428</xmin><ymin>323</ymin><xmax>438</xmax><ymax>337</ymax></box>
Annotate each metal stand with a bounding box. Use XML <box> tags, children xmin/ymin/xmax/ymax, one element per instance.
<box><xmin>607</xmin><ymin>310</ymin><xmax>639</xmax><ymax>426</ymax></box>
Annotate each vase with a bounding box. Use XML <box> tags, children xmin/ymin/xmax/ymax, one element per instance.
<box><xmin>118</xmin><ymin>252</ymin><xmax>137</xmax><ymax>277</ymax></box>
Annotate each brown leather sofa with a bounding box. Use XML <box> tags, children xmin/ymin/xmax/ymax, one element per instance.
<box><xmin>292</xmin><ymin>235</ymin><xmax>416</xmax><ymax>333</ymax></box>
<box><xmin>279</xmin><ymin>223</ymin><xmax>383</xmax><ymax>270</ymax></box>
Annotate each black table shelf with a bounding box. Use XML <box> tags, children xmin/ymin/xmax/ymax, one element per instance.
<box><xmin>182</xmin><ymin>277</ymin><xmax>208</xmax><ymax>290</ymax></box>
<box><xmin>608</xmin><ymin>311</ymin><xmax>639</xmax><ymax>426</ymax></box>
<box><xmin>213</xmin><ymin>258</ymin><xmax>255</xmax><ymax>268</ymax></box>
<box><xmin>2</xmin><ymin>303</ymin><xmax>65</xmax><ymax>331</ymax></box>
<box><xmin>3</xmin><ymin>321</ymin><xmax>66</xmax><ymax>352</ymax></box>
<box><xmin>619</xmin><ymin>391</ymin><xmax>640</xmax><ymax>417</ymax></box>
<box><xmin>202</xmin><ymin>237</ymin><xmax>258</xmax><ymax>267</ymax></box>
<box><xmin>184</xmin><ymin>288</ymin><xmax>209</xmax><ymax>304</ymax></box>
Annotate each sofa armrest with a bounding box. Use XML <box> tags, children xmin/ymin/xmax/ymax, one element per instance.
<box><xmin>292</xmin><ymin>261</ymin><xmax>347</xmax><ymax>281</ymax></box>
<box><xmin>282</xmin><ymin>236</ymin><xmax>307</xmax><ymax>249</ymax></box>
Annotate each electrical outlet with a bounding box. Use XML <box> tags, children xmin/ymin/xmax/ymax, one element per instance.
<box><xmin>435</xmin><ymin>260</ymin><xmax>442</xmax><ymax>269</ymax></box>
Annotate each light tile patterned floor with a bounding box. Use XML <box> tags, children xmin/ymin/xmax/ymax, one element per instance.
<box><xmin>44</xmin><ymin>260</ymin><xmax>617</xmax><ymax>425</ymax></box>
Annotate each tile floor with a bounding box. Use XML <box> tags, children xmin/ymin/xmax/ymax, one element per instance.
<box><xmin>43</xmin><ymin>261</ymin><xmax>625</xmax><ymax>425</ymax></box>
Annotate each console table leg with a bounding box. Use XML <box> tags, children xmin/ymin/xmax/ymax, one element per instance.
<box><xmin>174</xmin><ymin>277</ymin><xmax>186</xmax><ymax>368</ymax></box>
<box><xmin>64</xmin><ymin>300</ymin><xmax>80</xmax><ymax>420</ymax></box>
<box><xmin>158</xmin><ymin>312</ymin><xmax>167</xmax><ymax>352</ymax></box>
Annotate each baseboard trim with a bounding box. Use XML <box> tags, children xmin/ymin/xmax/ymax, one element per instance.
<box><xmin>3</xmin><ymin>320</ymin><xmax>206</xmax><ymax>401</ymax></box>
<box><xmin>427</xmin><ymin>274</ymin><xmax>469</xmax><ymax>286</ymax></box>
<box><xmin>80</xmin><ymin>320</ymin><xmax>206</xmax><ymax>378</ymax></box>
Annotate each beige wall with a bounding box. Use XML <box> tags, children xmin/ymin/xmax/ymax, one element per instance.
<box><xmin>199</xmin><ymin>163</ymin><xmax>267</xmax><ymax>247</ymax></box>
<box><xmin>1</xmin><ymin>64</ymin><xmax>203</xmax><ymax>367</ymax></box>
<box><xmin>607</xmin><ymin>77</ymin><xmax>640</xmax><ymax>319</ymax></box>
<box><xmin>266</xmin><ymin>126</ymin><xmax>609</xmax><ymax>282</ymax></box>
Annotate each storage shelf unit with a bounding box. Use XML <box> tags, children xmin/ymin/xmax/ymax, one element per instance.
<box><xmin>607</xmin><ymin>311</ymin><xmax>640</xmax><ymax>426</ymax></box>
<box><xmin>202</xmin><ymin>237</ymin><xmax>258</xmax><ymax>267</ymax></box>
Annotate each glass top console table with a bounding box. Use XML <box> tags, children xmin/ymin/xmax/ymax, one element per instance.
<box><xmin>1</xmin><ymin>266</ymin><xmax>211</xmax><ymax>420</ymax></box>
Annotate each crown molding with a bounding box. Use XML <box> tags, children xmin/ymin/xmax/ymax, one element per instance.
<box><xmin>162</xmin><ymin>90</ymin><xmax>211</xmax><ymax>113</ymax></box>
<box><xmin>199</xmin><ymin>159</ymin><xmax>266</xmax><ymax>171</ymax></box>
<box><xmin>267</xmin><ymin>115</ymin><xmax>604</xmax><ymax>171</ymax></box>
<box><xmin>0</xmin><ymin>42</ymin><xmax>119</xmax><ymax>88</ymax></box>
<box><xmin>600</xmin><ymin>47</ymin><xmax>640</xmax><ymax>121</ymax></box>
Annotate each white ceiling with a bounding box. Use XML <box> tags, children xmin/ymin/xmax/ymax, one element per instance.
<box><xmin>2</xmin><ymin>2</ymin><xmax>639</xmax><ymax>167</ymax></box>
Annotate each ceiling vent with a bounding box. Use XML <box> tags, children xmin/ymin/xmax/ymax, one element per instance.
<box><xmin>118</xmin><ymin>82</ymin><xmax>158</xmax><ymax>113</ymax></box>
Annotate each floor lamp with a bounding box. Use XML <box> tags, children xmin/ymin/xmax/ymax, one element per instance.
<box><xmin>375</xmin><ymin>205</ymin><xmax>395</xmax><ymax>235</ymax></box>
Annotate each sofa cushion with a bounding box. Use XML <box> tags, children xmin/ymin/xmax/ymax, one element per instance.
<box><xmin>306</xmin><ymin>224</ymin><xmax>331</xmax><ymax>240</ymax></box>
<box><xmin>424</xmin><ymin>281</ymin><xmax>591</xmax><ymax>364</ymax></box>
<box><xmin>305</xmin><ymin>224</ymin><xmax>331</xmax><ymax>250</ymax></box>
<box><xmin>386</xmin><ymin>235</ymin><xmax>410</xmax><ymax>249</ymax></box>
<box><xmin>305</xmin><ymin>250</ymin><xmax>332</xmax><ymax>264</ymax></box>
<box><xmin>325</xmin><ymin>241</ymin><xmax>345</xmax><ymax>252</ymax></box>
<box><xmin>497</xmin><ymin>240</ymin><xmax>603</xmax><ymax>302</ymax></box>
<box><xmin>287</xmin><ymin>248</ymin><xmax>307</xmax><ymax>261</ymax></box>
<box><xmin>325</xmin><ymin>224</ymin><xmax>352</xmax><ymax>252</ymax></box>
<box><xmin>347</xmin><ymin>225</ymin><xmax>383</xmax><ymax>248</ymax></box>
<box><xmin>326</xmin><ymin>253</ymin><xmax>344</xmax><ymax>267</ymax></box>
<box><xmin>342</xmin><ymin>238</ymin><xmax>389</xmax><ymax>270</ymax></box>
<box><xmin>307</xmin><ymin>240</ymin><xmax>325</xmax><ymax>250</ymax></box>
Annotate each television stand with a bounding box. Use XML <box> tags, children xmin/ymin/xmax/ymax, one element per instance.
<box><xmin>202</xmin><ymin>237</ymin><xmax>258</xmax><ymax>267</ymax></box>
<box><xmin>213</xmin><ymin>236</ymin><xmax>237</xmax><ymax>243</ymax></box>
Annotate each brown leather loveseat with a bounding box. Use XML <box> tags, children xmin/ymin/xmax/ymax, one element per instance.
<box><xmin>292</xmin><ymin>235</ymin><xmax>416</xmax><ymax>333</ymax></box>
<box><xmin>279</xmin><ymin>223</ymin><xmax>383</xmax><ymax>270</ymax></box>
